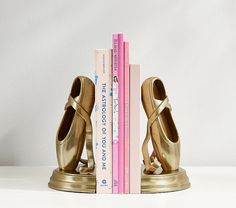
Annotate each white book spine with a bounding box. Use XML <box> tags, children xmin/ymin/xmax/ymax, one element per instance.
<box><xmin>95</xmin><ymin>49</ymin><xmax>112</xmax><ymax>193</ymax></box>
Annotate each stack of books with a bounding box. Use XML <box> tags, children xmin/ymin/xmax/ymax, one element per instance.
<box><xmin>95</xmin><ymin>33</ymin><xmax>140</xmax><ymax>194</ymax></box>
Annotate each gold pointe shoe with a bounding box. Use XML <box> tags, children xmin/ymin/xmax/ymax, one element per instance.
<box><xmin>141</xmin><ymin>77</ymin><xmax>190</xmax><ymax>193</ymax></box>
<box><xmin>48</xmin><ymin>76</ymin><xmax>96</xmax><ymax>193</ymax></box>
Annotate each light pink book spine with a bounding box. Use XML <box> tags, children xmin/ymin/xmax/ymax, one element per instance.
<box><xmin>129</xmin><ymin>64</ymin><xmax>141</xmax><ymax>194</ymax></box>
<box><xmin>124</xmin><ymin>42</ymin><xmax>130</xmax><ymax>194</ymax></box>
<box><xmin>118</xmin><ymin>33</ymin><xmax>124</xmax><ymax>194</ymax></box>
<box><xmin>112</xmin><ymin>34</ymin><xmax>119</xmax><ymax>194</ymax></box>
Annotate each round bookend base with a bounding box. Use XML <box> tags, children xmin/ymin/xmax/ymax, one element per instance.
<box><xmin>141</xmin><ymin>166</ymin><xmax>190</xmax><ymax>193</ymax></box>
<box><xmin>48</xmin><ymin>168</ymin><xmax>96</xmax><ymax>193</ymax></box>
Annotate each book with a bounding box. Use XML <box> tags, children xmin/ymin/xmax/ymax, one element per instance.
<box><xmin>112</xmin><ymin>34</ymin><xmax>119</xmax><ymax>194</ymax></box>
<box><xmin>124</xmin><ymin>41</ymin><xmax>130</xmax><ymax>194</ymax></box>
<box><xmin>118</xmin><ymin>33</ymin><xmax>125</xmax><ymax>193</ymax></box>
<box><xmin>95</xmin><ymin>49</ymin><xmax>113</xmax><ymax>194</ymax></box>
<box><xmin>129</xmin><ymin>64</ymin><xmax>141</xmax><ymax>194</ymax></box>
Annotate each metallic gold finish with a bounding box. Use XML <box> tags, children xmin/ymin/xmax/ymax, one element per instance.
<box><xmin>141</xmin><ymin>77</ymin><xmax>190</xmax><ymax>193</ymax></box>
<box><xmin>141</xmin><ymin>166</ymin><xmax>190</xmax><ymax>193</ymax></box>
<box><xmin>48</xmin><ymin>168</ymin><xmax>96</xmax><ymax>193</ymax></box>
<box><xmin>49</xmin><ymin>76</ymin><xmax>96</xmax><ymax>193</ymax></box>
<box><xmin>49</xmin><ymin>75</ymin><xmax>190</xmax><ymax>193</ymax></box>
<box><xmin>141</xmin><ymin>77</ymin><xmax>180</xmax><ymax>174</ymax></box>
<box><xmin>56</xmin><ymin>76</ymin><xmax>95</xmax><ymax>173</ymax></box>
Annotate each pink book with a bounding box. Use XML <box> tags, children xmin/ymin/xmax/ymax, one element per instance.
<box><xmin>124</xmin><ymin>42</ymin><xmax>130</xmax><ymax>194</ymax></box>
<box><xmin>129</xmin><ymin>64</ymin><xmax>141</xmax><ymax>193</ymax></box>
<box><xmin>118</xmin><ymin>33</ymin><xmax>124</xmax><ymax>194</ymax></box>
<box><xmin>112</xmin><ymin>34</ymin><xmax>119</xmax><ymax>194</ymax></box>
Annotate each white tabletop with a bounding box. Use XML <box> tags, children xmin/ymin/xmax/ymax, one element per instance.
<box><xmin>0</xmin><ymin>166</ymin><xmax>235</xmax><ymax>208</ymax></box>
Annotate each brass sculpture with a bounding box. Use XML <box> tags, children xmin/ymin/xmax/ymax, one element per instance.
<box><xmin>141</xmin><ymin>77</ymin><xmax>190</xmax><ymax>193</ymax></box>
<box><xmin>48</xmin><ymin>76</ymin><xmax>190</xmax><ymax>193</ymax></box>
<box><xmin>48</xmin><ymin>76</ymin><xmax>96</xmax><ymax>193</ymax></box>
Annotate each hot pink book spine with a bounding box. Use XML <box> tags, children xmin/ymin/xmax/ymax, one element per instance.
<box><xmin>112</xmin><ymin>34</ymin><xmax>119</xmax><ymax>194</ymax></box>
<box><xmin>118</xmin><ymin>33</ymin><xmax>124</xmax><ymax>193</ymax></box>
<box><xmin>124</xmin><ymin>42</ymin><xmax>130</xmax><ymax>194</ymax></box>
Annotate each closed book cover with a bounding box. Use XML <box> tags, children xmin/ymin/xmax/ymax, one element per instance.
<box><xmin>118</xmin><ymin>33</ymin><xmax>124</xmax><ymax>193</ymax></box>
<box><xmin>129</xmin><ymin>64</ymin><xmax>141</xmax><ymax>194</ymax></box>
<box><xmin>95</xmin><ymin>49</ymin><xmax>112</xmax><ymax>194</ymax></box>
<box><xmin>124</xmin><ymin>41</ymin><xmax>130</xmax><ymax>194</ymax></box>
<box><xmin>112</xmin><ymin>34</ymin><xmax>119</xmax><ymax>194</ymax></box>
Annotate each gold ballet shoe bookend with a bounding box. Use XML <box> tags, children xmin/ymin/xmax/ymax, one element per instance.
<box><xmin>141</xmin><ymin>77</ymin><xmax>190</xmax><ymax>193</ymax></box>
<box><xmin>48</xmin><ymin>76</ymin><xmax>96</xmax><ymax>193</ymax></box>
<box><xmin>48</xmin><ymin>76</ymin><xmax>190</xmax><ymax>193</ymax></box>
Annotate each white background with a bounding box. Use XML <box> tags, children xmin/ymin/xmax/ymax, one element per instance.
<box><xmin>0</xmin><ymin>0</ymin><xmax>235</xmax><ymax>166</ymax></box>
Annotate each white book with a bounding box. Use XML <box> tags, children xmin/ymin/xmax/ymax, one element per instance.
<box><xmin>95</xmin><ymin>49</ymin><xmax>113</xmax><ymax>193</ymax></box>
